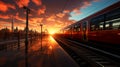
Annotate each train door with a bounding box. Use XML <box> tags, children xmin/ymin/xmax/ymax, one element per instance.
<box><xmin>82</xmin><ymin>21</ymin><xmax>87</xmax><ymax>40</ymax></box>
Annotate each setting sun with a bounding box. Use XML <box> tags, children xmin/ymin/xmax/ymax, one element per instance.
<box><xmin>49</xmin><ymin>31</ymin><xmax>55</xmax><ymax>35</ymax></box>
<box><xmin>48</xmin><ymin>29</ymin><xmax>57</xmax><ymax>35</ymax></box>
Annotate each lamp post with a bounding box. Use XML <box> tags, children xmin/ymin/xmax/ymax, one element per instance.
<box><xmin>23</xmin><ymin>6</ymin><xmax>30</xmax><ymax>67</ymax></box>
<box><xmin>40</xmin><ymin>23</ymin><xmax>43</xmax><ymax>51</ymax></box>
<box><xmin>23</xmin><ymin>6</ymin><xmax>30</xmax><ymax>54</ymax></box>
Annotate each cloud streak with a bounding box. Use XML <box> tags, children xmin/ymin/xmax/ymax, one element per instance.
<box><xmin>0</xmin><ymin>14</ymin><xmax>9</xmax><ymax>19</ymax></box>
<box><xmin>37</xmin><ymin>5</ymin><xmax>46</xmax><ymax>15</ymax></box>
<box><xmin>16</xmin><ymin>0</ymin><xmax>30</xmax><ymax>8</ymax></box>
<box><xmin>32</xmin><ymin>0</ymin><xmax>42</xmax><ymax>6</ymax></box>
<box><xmin>0</xmin><ymin>1</ymin><xmax>15</xmax><ymax>12</ymax></box>
<box><xmin>0</xmin><ymin>0</ymin><xmax>100</xmax><ymax>32</ymax></box>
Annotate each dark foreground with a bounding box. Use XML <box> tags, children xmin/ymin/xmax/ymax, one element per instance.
<box><xmin>0</xmin><ymin>36</ymin><xmax>79</xmax><ymax>67</ymax></box>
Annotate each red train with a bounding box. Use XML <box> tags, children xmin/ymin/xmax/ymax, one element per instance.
<box><xmin>60</xmin><ymin>1</ymin><xmax>120</xmax><ymax>45</ymax></box>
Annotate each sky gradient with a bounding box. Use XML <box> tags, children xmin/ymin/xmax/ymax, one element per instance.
<box><xmin>0</xmin><ymin>0</ymin><xmax>119</xmax><ymax>33</ymax></box>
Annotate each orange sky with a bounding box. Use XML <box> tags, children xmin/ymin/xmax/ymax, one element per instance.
<box><xmin>0</xmin><ymin>0</ymin><xmax>99</xmax><ymax>33</ymax></box>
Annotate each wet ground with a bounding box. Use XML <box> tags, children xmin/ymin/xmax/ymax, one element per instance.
<box><xmin>0</xmin><ymin>36</ymin><xmax>79</xmax><ymax>67</ymax></box>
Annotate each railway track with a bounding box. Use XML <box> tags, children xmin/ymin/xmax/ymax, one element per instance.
<box><xmin>54</xmin><ymin>37</ymin><xmax>120</xmax><ymax>67</ymax></box>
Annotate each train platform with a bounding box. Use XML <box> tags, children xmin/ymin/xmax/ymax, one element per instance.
<box><xmin>0</xmin><ymin>36</ymin><xmax>79</xmax><ymax>67</ymax></box>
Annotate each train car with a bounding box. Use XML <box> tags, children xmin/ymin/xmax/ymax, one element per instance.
<box><xmin>62</xmin><ymin>25</ymin><xmax>73</xmax><ymax>39</ymax></box>
<box><xmin>61</xmin><ymin>21</ymin><xmax>83</xmax><ymax>41</ymax></box>
<box><xmin>87</xmin><ymin>1</ymin><xmax>120</xmax><ymax>44</ymax></box>
<box><xmin>61</xmin><ymin>1</ymin><xmax>120</xmax><ymax>45</ymax></box>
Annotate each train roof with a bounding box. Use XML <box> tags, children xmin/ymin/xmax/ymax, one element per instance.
<box><xmin>62</xmin><ymin>1</ymin><xmax>120</xmax><ymax>30</ymax></box>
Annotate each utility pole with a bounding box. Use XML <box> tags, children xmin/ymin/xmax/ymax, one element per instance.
<box><xmin>11</xmin><ymin>16</ymin><xmax>14</xmax><ymax>40</ymax></box>
<box><xmin>40</xmin><ymin>23</ymin><xmax>43</xmax><ymax>51</ymax></box>
<box><xmin>23</xmin><ymin>6</ymin><xmax>30</xmax><ymax>67</ymax></box>
<box><xmin>23</xmin><ymin>6</ymin><xmax>30</xmax><ymax>54</ymax></box>
<box><xmin>11</xmin><ymin>16</ymin><xmax>14</xmax><ymax>32</ymax></box>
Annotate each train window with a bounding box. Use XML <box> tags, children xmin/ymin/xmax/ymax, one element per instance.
<box><xmin>90</xmin><ymin>15</ymin><xmax>105</xmax><ymax>31</ymax></box>
<box><xmin>73</xmin><ymin>27</ymin><xmax>76</xmax><ymax>32</ymax></box>
<box><xmin>99</xmin><ymin>22</ymin><xmax>104</xmax><ymax>30</ymax></box>
<box><xmin>113</xmin><ymin>22</ymin><xmax>120</xmax><ymax>29</ymax></box>
<box><xmin>106</xmin><ymin>7</ymin><xmax>120</xmax><ymax>20</ymax></box>
<box><xmin>105</xmin><ymin>18</ymin><xmax>120</xmax><ymax>30</ymax></box>
<box><xmin>112</xmin><ymin>18</ymin><xmax>120</xmax><ymax>30</ymax></box>
<box><xmin>76</xmin><ymin>26</ymin><xmax>80</xmax><ymax>32</ymax></box>
<box><xmin>105</xmin><ymin>22</ymin><xmax>110</xmax><ymax>30</ymax></box>
<box><xmin>74</xmin><ymin>25</ymin><xmax>81</xmax><ymax>32</ymax></box>
<box><xmin>75</xmin><ymin>25</ymin><xmax>77</xmax><ymax>28</ymax></box>
<box><xmin>91</xmin><ymin>25</ymin><xmax>95</xmax><ymax>31</ymax></box>
<box><xmin>73</xmin><ymin>25</ymin><xmax>77</xmax><ymax>32</ymax></box>
<box><xmin>95</xmin><ymin>24</ymin><xmax>99</xmax><ymax>30</ymax></box>
<box><xmin>99</xmin><ymin>25</ymin><xmax>103</xmax><ymax>29</ymax></box>
<box><xmin>104</xmin><ymin>7</ymin><xmax>120</xmax><ymax>30</ymax></box>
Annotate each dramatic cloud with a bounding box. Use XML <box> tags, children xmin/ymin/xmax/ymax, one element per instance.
<box><xmin>0</xmin><ymin>14</ymin><xmax>9</xmax><ymax>19</ymax></box>
<box><xmin>30</xmin><ymin>17</ymin><xmax>43</xmax><ymax>24</ymax></box>
<box><xmin>46</xmin><ymin>15</ymin><xmax>56</xmax><ymax>22</ymax></box>
<box><xmin>0</xmin><ymin>21</ymin><xmax>10</xmax><ymax>29</ymax></box>
<box><xmin>72</xmin><ymin>8</ymin><xmax>82</xmax><ymax>16</ymax></box>
<box><xmin>0</xmin><ymin>2</ymin><xmax>8</xmax><ymax>12</ymax></box>
<box><xmin>69</xmin><ymin>0</ymin><xmax>94</xmax><ymax>16</ymax></box>
<box><xmin>0</xmin><ymin>1</ymin><xmax>15</xmax><ymax>12</ymax></box>
<box><xmin>15</xmin><ymin>12</ymin><xmax>25</xmax><ymax>22</ymax></box>
<box><xmin>56</xmin><ymin>13</ymin><xmax>65</xmax><ymax>18</ymax></box>
<box><xmin>32</xmin><ymin>0</ymin><xmax>42</xmax><ymax>6</ymax></box>
<box><xmin>63</xmin><ymin>10</ymin><xmax>70</xmax><ymax>14</ymax></box>
<box><xmin>16</xmin><ymin>0</ymin><xmax>30</xmax><ymax>7</ymax></box>
<box><xmin>42</xmin><ymin>0</ymin><xmax>100</xmax><ymax>21</ymax></box>
<box><xmin>81</xmin><ymin>1</ymin><xmax>92</xmax><ymax>9</ymax></box>
<box><xmin>0</xmin><ymin>0</ymin><xmax>100</xmax><ymax>32</ymax></box>
<box><xmin>37</xmin><ymin>5</ymin><xmax>46</xmax><ymax>15</ymax></box>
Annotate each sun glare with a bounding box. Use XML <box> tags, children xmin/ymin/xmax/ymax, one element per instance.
<box><xmin>50</xmin><ymin>31</ymin><xmax>55</xmax><ymax>34</ymax></box>
<box><xmin>49</xmin><ymin>30</ymin><xmax>56</xmax><ymax>35</ymax></box>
